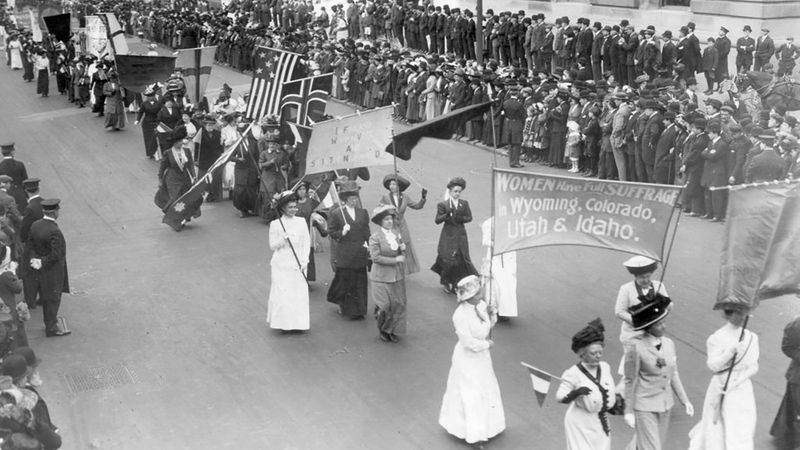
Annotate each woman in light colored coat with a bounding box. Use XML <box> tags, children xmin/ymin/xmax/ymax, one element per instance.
<box><xmin>368</xmin><ymin>205</ymin><xmax>406</xmax><ymax>343</ymax></box>
<box><xmin>378</xmin><ymin>174</ymin><xmax>426</xmax><ymax>274</ymax></box>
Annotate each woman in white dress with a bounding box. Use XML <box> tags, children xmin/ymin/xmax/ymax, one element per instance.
<box><xmin>8</xmin><ymin>35</ymin><xmax>22</xmax><ymax>70</ymax></box>
<box><xmin>556</xmin><ymin>318</ymin><xmax>616</xmax><ymax>450</ymax></box>
<box><xmin>688</xmin><ymin>308</ymin><xmax>759</xmax><ymax>450</ymax></box>
<box><xmin>267</xmin><ymin>191</ymin><xmax>311</xmax><ymax>333</ymax></box>
<box><xmin>439</xmin><ymin>275</ymin><xmax>505</xmax><ymax>449</ymax></box>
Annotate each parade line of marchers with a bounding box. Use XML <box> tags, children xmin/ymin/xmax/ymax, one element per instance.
<box><xmin>495</xmin><ymin>171</ymin><xmax>680</xmax><ymax>205</ymax></box>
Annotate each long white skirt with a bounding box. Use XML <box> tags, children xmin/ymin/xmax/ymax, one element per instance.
<box><xmin>439</xmin><ymin>344</ymin><xmax>506</xmax><ymax>443</ymax></box>
<box><xmin>266</xmin><ymin>263</ymin><xmax>309</xmax><ymax>330</ymax></box>
<box><xmin>688</xmin><ymin>376</ymin><xmax>756</xmax><ymax>450</ymax></box>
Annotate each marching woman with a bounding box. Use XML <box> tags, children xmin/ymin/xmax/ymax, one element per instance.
<box><xmin>431</xmin><ymin>177</ymin><xmax>477</xmax><ymax>294</ymax></box>
<box><xmin>8</xmin><ymin>34</ymin><xmax>22</xmax><ymax>70</ymax></box>
<box><xmin>157</xmin><ymin>127</ymin><xmax>199</xmax><ymax>231</ymax></box>
<box><xmin>134</xmin><ymin>85</ymin><xmax>162</xmax><ymax>158</ymax></box>
<box><xmin>326</xmin><ymin>180</ymin><xmax>371</xmax><ymax>320</ymax></box>
<box><xmin>378</xmin><ymin>174</ymin><xmax>426</xmax><ymax>274</ymax></box>
<box><xmin>556</xmin><ymin>319</ymin><xmax>617</xmax><ymax>450</ymax></box>
<box><xmin>439</xmin><ymin>275</ymin><xmax>505</xmax><ymax>449</ymax></box>
<box><xmin>688</xmin><ymin>308</ymin><xmax>759</xmax><ymax>450</ymax></box>
<box><xmin>293</xmin><ymin>181</ymin><xmax>327</xmax><ymax>282</ymax></box>
<box><xmin>103</xmin><ymin>71</ymin><xmax>126</xmax><ymax>131</ymax></box>
<box><xmin>369</xmin><ymin>205</ymin><xmax>407</xmax><ymax>343</ymax></box>
<box><xmin>267</xmin><ymin>191</ymin><xmax>310</xmax><ymax>333</ymax></box>
<box><xmin>623</xmin><ymin>294</ymin><xmax>694</xmax><ymax>450</ymax></box>
<box><xmin>33</xmin><ymin>49</ymin><xmax>49</xmax><ymax>97</ymax></box>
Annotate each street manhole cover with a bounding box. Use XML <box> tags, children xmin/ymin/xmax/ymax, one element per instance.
<box><xmin>62</xmin><ymin>364</ymin><xmax>138</xmax><ymax>394</ymax></box>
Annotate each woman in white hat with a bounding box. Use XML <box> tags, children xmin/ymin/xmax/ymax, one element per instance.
<box><xmin>615</xmin><ymin>256</ymin><xmax>670</xmax><ymax>354</ymax></box>
<box><xmin>369</xmin><ymin>205</ymin><xmax>407</xmax><ymax>342</ymax></box>
<box><xmin>623</xmin><ymin>294</ymin><xmax>693</xmax><ymax>450</ymax></box>
<box><xmin>267</xmin><ymin>191</ymin><xmax>310</xmax><ymax>332</ymax></box>
<box><xmin>439</xmin><ymin>275</ymin><xmax>505</xmax><ymax>449</ymax></box>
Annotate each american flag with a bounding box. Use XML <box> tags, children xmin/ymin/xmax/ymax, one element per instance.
<box><xmin>245</xmin><ymin>47</ymin><xmax>304</xmax><ymax>120</ymax></box>
<box><xmin>280</xmin><ymin>74</ymin><xmax>333</xmax><ymax>126</ymax></box>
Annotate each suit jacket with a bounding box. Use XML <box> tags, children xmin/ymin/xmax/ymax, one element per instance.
<box><xmin>369</xmin><ymin>229</ymin><xmax>404</xmax><ymax>283</ymax></box>
<box><xmin>736</xmin><ymin>36</ymin><xmax>755</xmax><ymax>62</ymax></box>
<box><xmin>622</xmin><ymin>32</ymin><xmax>639</xmax><ymax>65</ymax></box>
<box><xmin>576</xmin><ymin>28</ymin><xmax>594</xmax><ymax>59</ymax></box>
<box><xmin>654</xmin><ymin>123</ymin><xmax>679</xmax><ymax>171</ymax></box>
<box><xmin>20</xmin><ymin>195</ymin><xmax>43</xmax><ymax>243</ymax></box>
<box><xmin>624</xmin><ymin>335</ymin><xmax>686</xmax><ymax>413</ymax></box>
<box><xmin>688</xmin><ymin>33</ymin><xmax>702</xmax><ymax>70</ymax></box>
<box><xmin>701</xmin><ymin>46</ymin><xmax>718</xmax><ymax>72</ymax></box>
<box><xmin>701</xmin><ymin>136</ymin><xmax>730</xmax><ymax>187</ymax></box>
<box><xmin>591</xmin><ymin>32</ymin><xmax>604</xmax><ymax>63</ymax></box>
<box><xmin>755</xmin><ymin>35</ymin><xmax>775</xmax><ymax>60</ymax></box>
<box><xmin>26</xmin><ymin>217</ymin><xmax>69</xmax><ymax>294</ymax></box>
<box><xmin>641</xmin><ymin>112</ymin><xmax>664</xmax><ymax>165</ymax></box>
<box><xmin>328</xmin><ymin>206</ymin><xmax>370</xmax><ymax>269</ymax></box>
<box><xmin>0</xmin><ymin>158</ymin><xmax>28</xmax><ymax>210</ymax></box>
<box><xmin>435</xmin><ymin>199</ymin><xmax>472</xmax><ymax>262</ymax></box>
<box><xmin>661</xmin><ymin>41</ymin><xmax>677</xmax><ymax>68</ymax></box>
<box><xmin>540</xmin><ymin>31</ymin><xmax>554</xmax><ymax>55</ymax></box>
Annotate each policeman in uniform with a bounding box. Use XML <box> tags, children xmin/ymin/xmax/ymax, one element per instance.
<box><xmin>501</xmin><ymin>81</ymin><xmax>526</xmax><ymax>168</ymax></box>
<box><xmin>19</xmin><ymin>178</ymin><xmax>42</xmax><ymax>310</ymax></box>
<box><xmin>25</xmin><ymin>199</ymin><xmax>70</xmax><ymax>337</ymax></box>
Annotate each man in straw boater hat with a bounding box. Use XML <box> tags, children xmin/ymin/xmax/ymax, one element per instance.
<box><xmin>326</xmin><ymin>180</ymin><xmax>371</xmax><ymax>320</ymax></box>
<box><xmin>25</xmin><ymin>198</ymin><xmax>70</xmax><ymax>337</ymax></box>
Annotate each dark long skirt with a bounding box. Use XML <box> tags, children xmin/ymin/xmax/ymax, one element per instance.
<box><xmin>431</xmin><ymin>249</ymin><xmax>478</xmax><ymax>289</ymax></box>
<box><xmin>771</xmin><ymin>382</ymin><xmax>800</xmax><ymax>448</ymax></box>
<box><xmin>327</xmin><ymin>267</ymin><xmax>368</xmax><ymax>318</ymax></box>
<box><xmin>232</xmin><ymin>185</ymin><xmax>257</xmax><ymax>214</ymax></box>
<box><xmin>142</xmin><ymin>123</ymin><xmax>158</xmax><ymax>157</ymax></box>
<box><xmin>548</xmin><ymin>130</ymin><xmax>566</xmax><ymax>165</ymax></box>
<box><xmin>36</xmin><ymin>69</ymin><xmax>49</xmax><ymax>96</ymax></box>
<box><xmin>307</xmin><ymin>248</ymin><xmax>317</xmax><ymax>282</ymax></box>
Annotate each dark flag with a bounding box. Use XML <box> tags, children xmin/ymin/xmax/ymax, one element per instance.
<box><xmin>175</xmin><ymin>46</ymin><xmax>217</xmax><ymax>104</ymax></box>
<box><xmin>115</xmin><ymin>55</ymin><xmax>177</xmax><ymax>93</ymax></box>
<box><xmin>716</xmin><ymin>181</ymin><xmax>800</xmax><ymax>311</ymax></box>
<box><xmin>162</xmin><ymin>126</ymin><xmax>254</xmax><ymax>230</ymax></box>
<box><xmin>244</xmin><ymin>47</ymin><xmax>304</xmax><ymax>120</ymax></box>
<box><xmin>280</xmin><ymin>74</ymin><xmax>333</xmax><ymax>126</ymax></box>
<box><xmin>387</xmin><ymin>102</ymin><xmax>494</xmax><ymax>160</ymax></box>
<box><xmin>43</xmin><ymin>14</ymin><xmax>71</xmax><ymax>44</ymax></box>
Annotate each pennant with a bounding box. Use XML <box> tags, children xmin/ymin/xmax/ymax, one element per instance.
<box><xmin>115</xmin><ymin>54</ymin><xmax>177</xmax><ymax>93</ymax></box>
<box><xmin>97</xmin><ymin>13</ymin><xmax>128</xmax><ymax>55</ymax></box>
<box><xmin>156</xmin><ymin>122</ymin><xmax>173</xmax><ymax>134</ymax></box>
<box><xmin>43</xmin><ymin>13</ymin><xmax>71</xmax><ymax>44</ymax></box>
<box><xmin>175</xmin><ymin>46</ymin><xmax>217</xmax><ymax>104</ymax></box>
<box><xmin>320</xmin><ymin>180</ymin><xmax>338</xmax><ymax>209</ymax></box>
<box><xmin>304</xmin><ymin>107</ymin><xmax>394</xmax><ymax>175</ymax></box>
<box><xmin>521</xmin><ymin>362</ymin><xmax>558</xmax><ymax>407</ymax></box>
<box><xmin>280</xmin><ymin>74</ymin><xmax>333</xmax><ymax>126</ymax></box>
<box><xmin>716</xmin><ymin>181</ymin><xmax>800</xmax><ymax>311</ymax></box>
<box><xmin>387</xmin><ymin>102</ymin><xmax>494</xmax><ymax>160</ymax></box>
<box><xmin>245</xmin><ymin>46</ymin><xmax>304</xmax><ymax>120</ymax></box>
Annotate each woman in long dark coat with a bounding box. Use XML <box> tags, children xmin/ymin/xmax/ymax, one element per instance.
<box><xmin>158</xmin><ymin>126</ymin><xmax>199</xmax><ymax>231</ymax></box>
<box><xmin>326</xmin><ymin>180</ymin><xmax>371</xmax><ymax>319</ymax></box>
<box><xmin>135</xmin><ymin>86</ymin><xmax>162</xmax><ymax>158</ymax></box>
<box><xmin>431</xmin><ymin>177</ymin><xmax>477</xmax><ymax>294</ymax></box>
<box><xmin>103</xmin><ymin>72</ymin><xmax>126</xmax><ymax>131</ymax></box>
<box><xmin>156</xmin><ymin>98</ymin><xmax>182</xmax><ymax>153</ymax></box>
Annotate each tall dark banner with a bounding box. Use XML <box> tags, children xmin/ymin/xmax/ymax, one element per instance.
<box><xmin>43</xmin><ymin>14</ymin><xmax>71</xmax><ymax>43</ymax></box>
<box><xmin>115</xmin><ymin>55</ymin><xmax>177</xmax><ymax>93</ymax></box>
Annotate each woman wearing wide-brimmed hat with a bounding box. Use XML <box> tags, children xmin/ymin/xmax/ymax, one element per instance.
<box><xmin>557</xmin><ymin>318</ymin><xmax>617</xmax><ymax>450</ymax></box>
<box><xmin>690</xmin><ymin>308</ymin><xmax>758</xmax><ymax>450</ymax></box>
<box><xmin>326</xmin><ymin>180</ymin><xmax>371</xmax><ymax>319</ymax></box>
<box><xmin>439</xmin><ymin>275</ymin><xmax>505</xmax><ymax>449</ymax></box>
<box><xmin>378</xmin><ymin>173</ymin><xmax>426</xmax><ymax>275</ymax></box>
<box><xmin>368</xmin><ymin>205</ymin><xmax>407</xmax><ymax>343</ymax></box>
<box><xmin>293</xmin><ymin>181</ymin><xmax>328</xmax><ymax>282</ymax></box>
<box><xmin>431</xmin><ymin>177</ymin><xmax>477</xmax><ymax>294</ymax></box>
<box><xmin>267</xmin><ymin>191</ymin><xmax>310</xmax><ymax>332</ymax></box>
<box><xmin>623</xmin><ymin>294</ymin><xmax>693</xmax><ymax>450</ymax></box>
<box><xmin>615</xmin><ymin>256</ymin><xmax>670</xmax><ymax>354</ymax></box>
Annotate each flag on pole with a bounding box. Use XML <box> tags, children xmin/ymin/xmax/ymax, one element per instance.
<box><xmin>285</xmin><ymin>122</ymin><xmax>313</xmax><ymax>177</ymax></box>
<box><xmin>280</xmin><ymin>74</ymin><xmax>333</xmax><ymax>126</ymax></box>
<box><xmin>115</xmin><ymin>55</ymin><xmax>177</xmax><ymax>93</ymax></box>
<box><xmin>387</xmin><ymin>101</ymin><xmax>494</xmax><ymax>160</ymax></box>
<box><xmin>175</xmin><ymin>46</ymin><xmax>217</xmax><ymax>104</ymax></box>
<box><xmin>520</xmin><ymin>362</ymin><xmax>561</xmax><ymax>407</ymax></box>
<box><xmin>43</xmin><ymin>13</ymin><xmax>71</xmax><ymax>44</ymax></box>
<box><xmin>244</xmin><ymin>47</ymin><xmax>304</xmax><ymax>120</ymax></box>
<box><xmin>716</xmin><ymin>180</ymin><xmax>800</xmax><ymax>311</ymax></box>
<box><xmin>156</xmin><ymin>122</ymin><xmax>173</xmax><ymax>134</ymax></box>
<box><xmin>320</xmin><ymin>180</ymin><xmax>338</xmax><ymax>209</ymax></box>
<box><xmin>97</xmin><ymin>12</ymin><xmax>128</xmax><ymax>55</ymax></box>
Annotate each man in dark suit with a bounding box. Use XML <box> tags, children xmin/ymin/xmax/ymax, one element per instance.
<box><xmin>755</xmin><ymin>27</ymin><xmax>775</xmax><ymax>72</ymax></box>
<box><xmin>736</xmin><ymin>26</ymin><xmax>756</xmax><ymax>73</ymax></box>
<box><xmin>641</xmin><ymin>100</ymin><xmax>665</xmax><ymax>183</ymax></box>
<box><xmin>591</xmin><ymin>24</ymin><xmax>607</xmax><ymax>81</ymax></box>
<box><xmin>715</xmin><ymin>27</ymin><xmax>732</xmax><ymax>86</ymax></box>
<box><xmin>661</xmin><ymin>31</ymin><xmax>677</xmax><ymax>71</ymax></box>
<box><xmin>390</xmin><ymin>0</ymin><xmax>404</xmax><ymax>44</ymax></box>
<box><xmin>576</xmin><ymin>18</ymin><xmax>594</xmax><ymax>62</ymax></box>
<box><xmin>702</xmin><ymin>37</ymin><xmax>720</xmax><ymax>94</ymax></box>
<box><xmin>654</xmin><ymin>112</ymin><xmax>680</xmax><ymax>184</ymax></box>
<box><xmin>345</xmin><ymin>0</ymin><xmax>360</xmax><ymax>40</ymax></box>
<box><xmin>531</xmin><ymin>14</ymin><xmax>546</xmax><ymax>71</ymax></box>
<box><xmin>326</xmin><ymin>181</ymin><xmax>370</xmax><ymax>319</ymax></box>
<box><xmin>701</xmin><ymin>122</ymin><xmax>730</xmax><ymax>221</ymax></box>
<box><xmin>502</xmin><ymin>84</ymin><xmax>525</xmax><ymax>168</ymax></box>
<box><xmin>686</xmin><ymin>22</ymin><xmax>703</xmax><ymax>76</ymax></box>
<box><xmin>19</xmin><ymin>178</ymin><xmax>42</xmax><ymax>310</ymax></box>
<box><xmin>539</xmin><ymin>23</ymin><xmax>554</xmax><ymax>74</ymax></box>
<box><xmin>621</xmin><ymin>26</ymin><xmax>639</xmax><ymax>86</ymax></box>
<box><xmin>771</xmin><ymin>315</ymin><xmax>800</xmax><ymax>448</ymax></box>
<box><xmin>681</xmin><ymin>118</ymin><xmax>710</xmax><ymax>216</ymax></box>
<box><xmin>26</xmin><ymin>198</ymin><xmax>71</xmax><ymax>337</ymax></box>
<box><xmin>0</xmin><ymin>143</ymin><xmax>29</xmax><ymax>211</ymax></box>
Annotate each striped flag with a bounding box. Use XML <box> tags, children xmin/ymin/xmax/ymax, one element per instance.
<box><xmin>521</xmin><ymin>362</ymin><xmax>561</xmax><ymax>407</ymax></box>
<box><xmin>280</xmin><ymin>74</ymin><xmax>333</xmax><ymax>126</ymax></box>
<box><xmin>97</xmin><ymin>13</ymin><xmax>129</xmax><ymax>55</ymax></box>
<box><xmin>320</xmin><ymin>180</ymin><xmax>338</xmax><ymax>209</ymax></box>
<box><xmin>244</xmin><ymin>47</ymin><xmax>304</xmax><ymax>121</ymax></box>
<box><xmin>175</xmin><ymin>46</ymin><xmax>217</xmax><ymax>104</ymax></box>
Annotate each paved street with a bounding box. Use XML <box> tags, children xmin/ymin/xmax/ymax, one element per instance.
<box><xmin>0</xmin><ymin>52</ymin><xmax>795</xmax><ymax>450</ymax></box>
